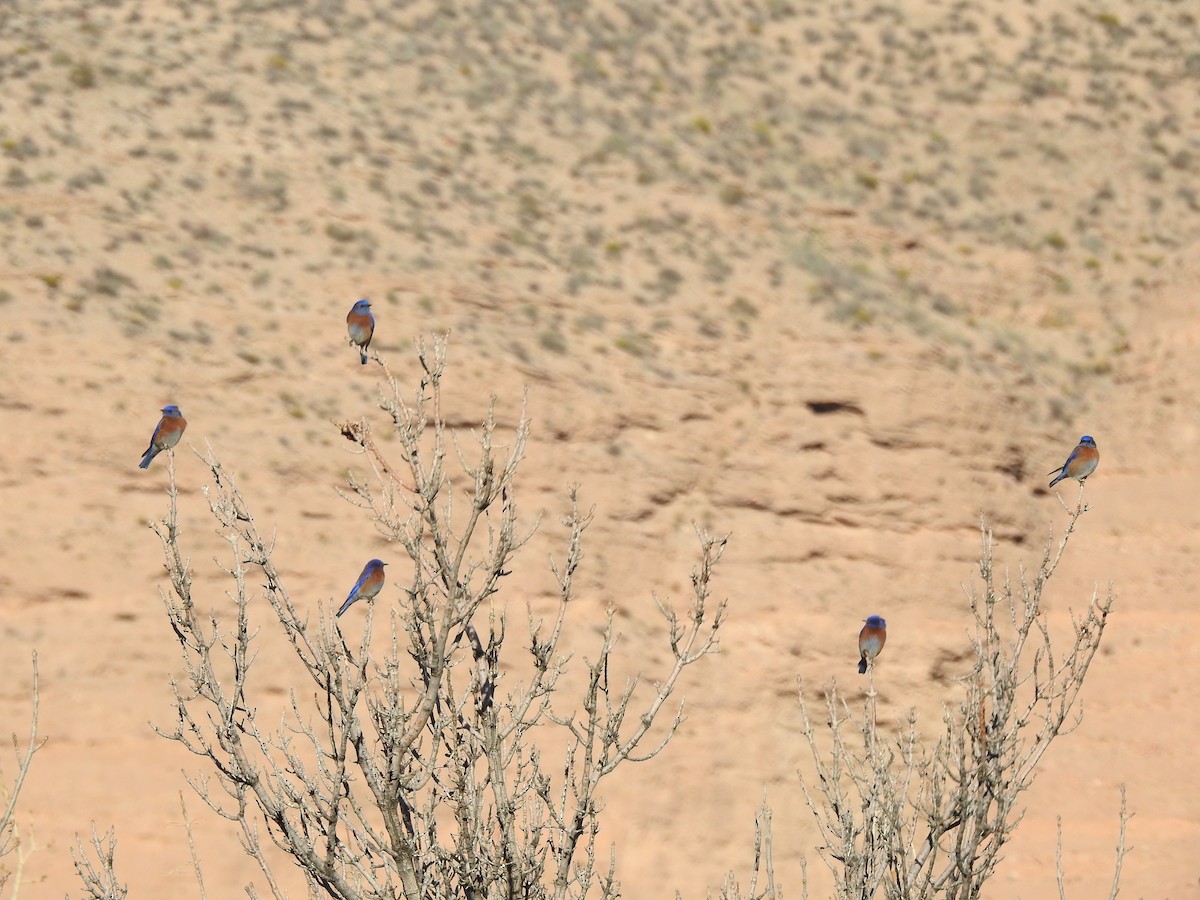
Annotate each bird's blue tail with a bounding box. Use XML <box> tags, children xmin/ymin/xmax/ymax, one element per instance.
<box><xmin>138</xmin><ymin>448</ymin><xmax>157</xmax><ymax>469</ymax></box>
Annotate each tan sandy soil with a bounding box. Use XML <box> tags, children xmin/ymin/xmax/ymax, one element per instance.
<box><xmin>0</xmin><ymin>0</ymin><xmax>1198</xmax><ymax>895</ymax></box>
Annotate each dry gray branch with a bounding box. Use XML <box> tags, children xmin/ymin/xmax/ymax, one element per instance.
<box><xmin>70</xmin><ymin>826</ymin><xmax>127</xmax><ymax>900</ymax></box>
<box><xmin>712</xmin><ymin>797</ymin><xmax>787</xmax><ymax>900</ymax></box>
<box><xmin>0</xmin><ymin>654</ymin><xmax>42</xmax><ymax>896</ymax></box>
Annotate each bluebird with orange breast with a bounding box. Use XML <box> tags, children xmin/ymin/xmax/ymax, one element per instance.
<box><xmin>1047</xmin><ymin>435</ymin><xmax>1099</xmax><ymax>488</ymax></box>
<box><xmin>138</xmin><ymin>404</ymin><xmax>187</xmax><ymax>469</ymax></box>
<box><xmin>346</xmin><ymin>298</ymin><xmax>374</xmax><ymax>365</ymax></box>
<box><xmin>336</xmin><ymin>559</ymin><xmax>387</xmax><ymax>617</ymax></box>
<box><xmin>858</xmin><ymin>615</ymin><xmax>886</xmax><ymax>674</ymax></box>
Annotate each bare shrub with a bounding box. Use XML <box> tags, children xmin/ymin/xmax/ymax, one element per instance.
<box><xmin>794</xmin><ymin>502</ymin><xmax>1125</xmax><ymax>899</ymax></box>
<box><xmin>147</xmin><ymin>335</ymin><xmax>728</xmax><ymax>898</ymax></box>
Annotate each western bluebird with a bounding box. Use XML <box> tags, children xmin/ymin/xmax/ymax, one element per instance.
<box><xmin>346</xmin><ymin>298</ymin><xmax>374</xmax><ymax>365</ymax></box>
<box><xmin>858</xmin><ymin>615</ymin><xmax>887</xmax><ymax>674</ymax></box>
<box><xmin>138</xmin><ymin>405</ymin><xmax>187</xmax><ymax>469</ymax></box>
<box><xmin>1047</xmin><ymin>435</ymin><xmax>1099</xmax><ymax>488</ymax></box>
<box><xmin>336</xmin><ymin>559</ymin><xmax>387</xmax><ymax>617</ymax></box>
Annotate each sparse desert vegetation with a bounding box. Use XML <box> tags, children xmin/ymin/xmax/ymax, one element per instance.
<box><xmin>0</xmin><ymin>0</ymin><xmax>1197</xmax><ymax>895</ymax></box>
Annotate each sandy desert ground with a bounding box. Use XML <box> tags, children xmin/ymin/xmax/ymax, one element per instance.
<box><xmin>1</xmin><ymin>0</ymin><xmax>1199</xmax><ymax>895</ymax></box>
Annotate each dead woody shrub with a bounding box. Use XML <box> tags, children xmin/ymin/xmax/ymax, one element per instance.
<box><xmin>148</xmin><ymin>334</ymin><xmax>729</xmax><ymax>898</ymax></box>
<box><xmin>0</xmin><ymin>655</ymin><xmax>42</xmax><ymax>894</ymax></box>
<box><xmin>786</xmin><ymin>503</ymin><xmax>1126</xmax><ymax>900</ymax></box>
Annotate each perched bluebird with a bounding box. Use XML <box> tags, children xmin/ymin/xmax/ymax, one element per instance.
<box><xmin>346</xmin><ymin>298</ymin><xmax>375</xmax><ymax>365</ymax></box>
<box><xmin>858</xmin><ymin>615</ymin><xmax>887</xmax><ymax>674</ymax></box>
<box><xmin>1047</xmin><ymin>435</ymin><xmax>1099</xmax><ymax>488</ymax></box>
<box><xmin>138</xmin><ymin>404</ymin><xmax>187</xmax><ymax>469</ymax></box>
<box><xmin>336</xmin><ymin>559</ymin><xmax>387</xmax><ymax>617</ymax></box>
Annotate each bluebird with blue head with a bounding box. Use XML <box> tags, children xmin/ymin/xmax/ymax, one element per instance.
<box><xmin>1047</xmin><ymin>435</ymin><xmax>1099</xmax><ymax>488</ymax></box>
<box><xmin>336</xmin><ymin>559</ymin><xmax>387</xmax><ymax>617</ymax></box>
<box><xmin>138</xmin><ymin>405</ymin><xmax>187</xmax><ymax>469</ymax></box>
<box><xmin>346</xmin><ymin>298</ymin><xmax>375</xmax><ymax>365</ymax></box>
<box><xmin>858</xmin><ymin>615</ymin><xmax>887</xmax><ymax>674</ymax></box>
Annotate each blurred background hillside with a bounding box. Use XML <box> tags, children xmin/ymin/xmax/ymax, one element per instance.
<box><xmin>0</xmin><ymin>0</ymin><xmax>1198</xmax><ymax>895</ymax></box>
